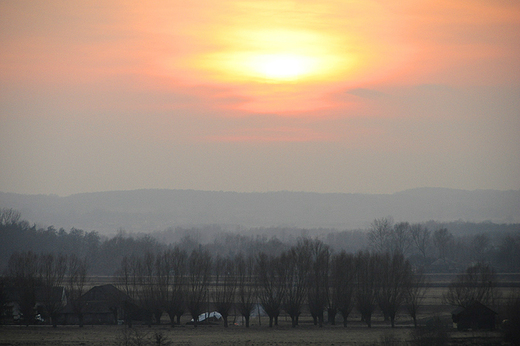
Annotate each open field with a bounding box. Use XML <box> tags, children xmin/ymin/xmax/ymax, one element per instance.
<box><xmin>0</xmin><ymin>323</ymin><xmax>505</xmax><ymax>346</ymax></box>
<box><xmin>2</xmin><ymin>276</ymin><xmax>516</xmax><ymax>345</ymax></box>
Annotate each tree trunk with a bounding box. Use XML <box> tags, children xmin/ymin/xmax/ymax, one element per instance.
<box><xmin>223</xmin><ymin>315</ymin><xmax>229</xmax><ymax>328</ymax></box>
<box><xmin>167</xmin><ymin>311</ymin><xmax>175</xmax><ymax>328</ymax></box>
<box><xmin>79</xmin><ymin>313</ymin><xmax>84</xmax><ymax>328</ymax></box>
<box><xmin>268</xmin><ymin>316</ymin><xmax>273</xmax><ymax>328</ymax></box>
<box><xmin>154</xmin><ymin>311</ymin><xmax>162</xmax><ymax>325</ymax></box>
<box><xmin>244</xmin><ymin>315</ymin><xmax>250</xmax><ymax>328</ymax></box>
<box><xmin>328</xmin><ymin>308</ymin><xmax>337</xmax><ymax>325</ymax></box>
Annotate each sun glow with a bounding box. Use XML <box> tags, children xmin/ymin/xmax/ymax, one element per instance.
<box><xmin>248</xmin><ymin>54</ymin><xmax>319</xmax><ymax>81</ymax></box>
<box><xmin>189</xmin><ymin>27</ymin><xmax>356</xmax><ymax>85</ymax></box>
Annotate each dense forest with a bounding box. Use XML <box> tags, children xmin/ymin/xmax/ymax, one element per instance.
<box><xmin>1</xmin><ymin>208</ymin><xmax>519</xmax><ymax>276</ymax></box>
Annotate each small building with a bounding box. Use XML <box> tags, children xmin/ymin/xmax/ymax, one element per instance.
<box><xmin>452</xmin><ymin>300</ymin><xmax>497</xmax><ymax>331</ymax></box>
<box><xmin>60</xmin><ymin>284</ymin><xmax>137</xmax><ymax>325</ymax></box>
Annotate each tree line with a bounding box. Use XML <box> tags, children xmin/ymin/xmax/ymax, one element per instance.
<box><xmin>112</xmin><ymin>238</ymin><xmax>427</xmax><ymax>328</ymax></box>
<box><xmin>0</xmin><ymin>238</ymin><xmax>506</xmax><ymax>330</ymax></box>
<box><xmin>1</xmin><ymin>209</ymin><xmax>519</xmax><ymax>276</ymax></box>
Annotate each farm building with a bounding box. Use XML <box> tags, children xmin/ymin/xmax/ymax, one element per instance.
<box><xmin>59</xmin><ymin>284</ymin><xmax>137</xmax><ymax>325</ymax></box>
<box><xmin>451</xmin><ymin>300</ymin><xmax>497</xmax><ymax>331</ymax></box>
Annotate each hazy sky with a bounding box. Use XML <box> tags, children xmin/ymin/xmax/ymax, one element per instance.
<box><xmin>1</xmin><ymin>0</ymin><xmax>519</xmax><ymax>196</ymax></box>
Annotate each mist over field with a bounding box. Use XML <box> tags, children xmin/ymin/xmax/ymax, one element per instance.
<box><xmin>1</xmin><ymin>188</ymin><xmax>518</xmax><ymax>234</ymax></box>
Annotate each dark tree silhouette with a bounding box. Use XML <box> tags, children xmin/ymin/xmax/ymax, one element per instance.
<box><xmin>355</xmin><ymin>251</ymin><xmax>379</xmax><ymax>328</ymax></box>
<box><xmin>256</xmin><ymin>252</ymin><xmax>285</xmax><ymax>327</ymax></box>
<box><xmin>405</xmin><ymin>269</ymin><xmax>428</xmax><ymax>328</ymax></box>
<box><xmin>330</xmin><ymin>251</ymin><xmax>356</xmax><ymax>327</ymax></box>
<box><xmin>376</xmin><ymin>252</ymin><xmax>413</xmax><ymax>327</ymax></box>
<box><xmin>444</xmin><ymin>262</ymin><xmax>500</xmax><ymax>308</ymax></box>
<box><xmin>236</xmin><ymin>253</ymin><xmax>256</xmax><ymax>327</ymax></box>
<box><xmin>282</xmin><ymin>243</ymin><xmax>310</xmax><ymax>327</ymax></box>
<box><xmin>163</xmin><ymin>247</ymin><xmax>187</xmax><ymax>327</ymax></box>
<box><xmin>213</xmin><ymin>255</ymin><xmax>236</xmax><ymax>327</ymax></box>
<box><xmin>66</xmin><ymin>254</ymin><xmax>88</xmax><ymax>327</ymax></box>
<box><xmin>7</xmin><ymin>251</ymin><xmax>39</xmax><ymax>326</ymax></box>
<box><xmin>38</xmin><ymin>253</ymin><xmax>67</xmax><ymax>327</ymax></box>
<box><xmin>306</xmin><ymin>239</ymin><xmax>330</xmax><ymax>327</ymax></box>
<box><xmin>186</xmin><ymin>249</ymin><xmax>211</xmax><ymax>328</ymax></box>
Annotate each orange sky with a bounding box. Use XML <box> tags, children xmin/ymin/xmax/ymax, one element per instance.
<box><xmin>0</xmin><ymin>0</ymin><xmax>519</xmax><ymax>195</ymax></box>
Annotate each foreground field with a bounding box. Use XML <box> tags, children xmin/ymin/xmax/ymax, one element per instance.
<box><xmin>0</xmin><ymin>322</ymin><xmax>504</xmax><ymax>346</ymax></box>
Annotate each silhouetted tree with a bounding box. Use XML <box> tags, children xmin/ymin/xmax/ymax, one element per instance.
<box><xmin>411</xmin><ymin>224</ymin><xmax>431</xmax><ymax>261</ymax></box>
<box><xmin>330</xmin><ymin>251</ymin><xmax>356</xmax><ymax>327</ymax></box>
<box><xmin>355</xmin><ymin>251</ymin><xmax>379</xmax><ymax>328</ymax></box>
<box><xmin>433</xmin><ymin>228</ymin><xmax>453</xmax><ymax>261</ymax></box>
<box><xmin>368</xmin><ymin>217</ymin><xmax>393</xmax><ymax>254</ymax></box>
<box><xmin>163</xmin><ymin>247</ymin><xmax>187</xmax><ymax>327</ymax></box>
<box><xmin>377</xmin><ymin>252</ymin><xmax>413</xmax><ymax>327</ymax></box>
<box><xmin>213</xmin><ymin>255</ymin><xmax>236</xmax><ymax>327</ymax></box>
<box><xmin>66</xmin><ymin>254</ymin><xmax>88</xmax><ymax>327</ymax></box>
<box><xmin>405</xmin><ymin>270</ymin><xmax>428</xmax><ymax>328</ymax></box>
<box><xmin>444</xmin><ymin>262</ymin><xmax>500</xmax><ymax>308</ymax></box>
<box><xmin>256</xmin><ymin>253</ymin><xmax>285</xmax><ymax>327</ymax></box>
<box><xmin>282</xmin><ymin>242</ymin><xmax>310</xmax><ymax>327</ymax></box>
<box><xmin>7</xmin><ymin>251</ymin><xmax>39</xmax><ymax>326</ymax></box>
<box><xmin>236</xmin><ymin>253</ymin><xmax>256</xmax><ymax>327</ymax></box>
<box><xmin>186</xmin><ymin>249</ymin><xmax>211</xmax><ymax>327</ymax></box>
<box><xmin>306</xmin><ymin>239</ymin><xmax>330</xmax><ymax>327</ymax></box>
<box><xmin>38</xmin><ymin>253</ymin><xmax>67</xmax><ymax>327</ymax></box>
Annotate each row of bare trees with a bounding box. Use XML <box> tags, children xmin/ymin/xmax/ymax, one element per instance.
<box><xmin>115</xmin><ymin>239</ymin><xmax>427</xmax><ymax>328</ymax></box>
<box><xmin>4</xmin><ymin>251</ymin><xmax>88</xmax><ymax>327</ymax></box>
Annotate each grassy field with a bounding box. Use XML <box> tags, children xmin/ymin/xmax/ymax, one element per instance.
<box><xmin>0</xmin><ymin>309</ymin><xmax>506</xmax><ymax>346</ymax></box>
<box><xmin>2</xmin><ymin>277</ymin><xmax>516</xmax><ymax>345</ymax></box>
<box><xmin>0</xmin><ymin>323</ymin><xmax>505</xmax><ymax>346</ymax></box>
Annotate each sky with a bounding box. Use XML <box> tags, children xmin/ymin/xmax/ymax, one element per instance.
<box><xmin>1</xmin><ymin>0</ymin><xmax>519</xmax><ymax>196</ymax></box>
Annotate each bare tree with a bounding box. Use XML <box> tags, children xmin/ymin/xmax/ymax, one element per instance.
<box><xmin>37</xmin><ymin>253</ymin><xmax>67</xmax><ymax>327</ymax></box>
<box><xmin>355</xmin><ymin>251</ymin><xmax>379</xmax><ymax>328</ymax></box>
<box><xmin>411</xmin><ymin>224</ymin><xmax>431</xmax><ymax>261</ymax></box>
<box><xmin>66</xmin><ymin>254</ymin><xmax>88</xmax><ymax>327</ymax></box>
<box><xmin>376</xmin><ymin>252</ymin><xmax>413</xmax><ymax>327</ymax></box>
<box><xmin>138</xmin><ymin>252</ymin><xmax>162</xmax><ymax>326</ymax></box>
<box><xmin>0</xmin><ymin>208</ymin><xmax>21</xmax><ymax>226</ymax></box>
<box><xmin>115</xmin><ymin>255</ymin><xmax>140</xmax><ymax>328</ymax></box>
<box><xmin>405</xmin><ymin>270</ymin><xmax>428</xmax><ymax>328</ymax></box>
<box><xmin>391</xmin><ymin>222</ymin><xmax>413</xmax><ymax>257</ymax></box>
<box><xmin>368</xmin><ymin>218</ymin><xmax>412</xmax><ymax>257</ymax></box>
<box><xmin>368</xmin><ymin>217</ymin><xmax>393</xmax><ymax>253</ymax></box>
<box><xmin>256</xmin><ymin>252</ymin><xmax>285</xmax><ymax>327</ymax></box>
<box><xmin>329</xmin><ymin>251</ymin><xmax>356</xmax><ymax>327</ymax></box>
<box><xmin>433</xmin><ymin>228</ymin><xmax>453</xmax><ymax>261</ymax></box>
<box><xmin>7</xmin><ymin>251</ymin><xmax>39</xmax><ymax>326</ymax></box>
<box><xmin>282</xmin><ymin>243</ymin><xmax>310</xmax><ymax>327</ymax></box>
<box><xmin>306</xmin><ymin>239</ymin><xmax>330</xmax><ymax>327</ymax></box>
<box><xmin>213</xmin><ymin>255</ymin><xmax>236</xmax><ymax>327</ymax></box>
<box><xmin>186</xmin><ymin>249</ymin><xmax>212</xmax><ymax>327</ymax></box>
<box><xmin>236</xmin><ymin>253</ymin><xmax>256</xmax><ymax>327</ymax></box>
<box><xmin>444</xmin><ymin>262</ymin><xmax>500</xmax><ymax>308</ymax></box>
<box><xmin>163</xmin><ymin>247</ymin><xmax>187</xmax><ymax>327</ymax></box>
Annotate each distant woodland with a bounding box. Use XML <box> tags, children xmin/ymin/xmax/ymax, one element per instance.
<box><xmin>1</xmin><ymin>208</ymin><xmax>519</xmax><ymax>276</ymax></box>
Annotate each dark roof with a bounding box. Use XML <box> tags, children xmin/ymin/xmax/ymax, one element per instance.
<box><xmin>79</xmin><ymin>284</ymin><xmax>132</xmax><ymax>303</ymax></box>
<box><xmin>451</xmin><ymin>300</ymin><xmax>497</xmax><ymax>316</ymax></box>
<box><xmin>61</xmin><ymin>284</ymin><xmax>133</xmax><ymax>314</ymax></box>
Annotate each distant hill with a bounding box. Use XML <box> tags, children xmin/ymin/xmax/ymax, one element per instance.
<box><xmin>0</xmin><ymin>188</ymin><xmax>519</xmax><ymax>234</ymax></box>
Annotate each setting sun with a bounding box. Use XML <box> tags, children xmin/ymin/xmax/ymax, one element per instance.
<box><xmin>249</xmin><ymin>54</ymin><xmax>316</xmax><ymax>81</ymax></box>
